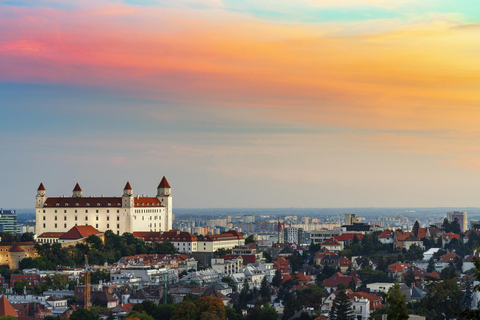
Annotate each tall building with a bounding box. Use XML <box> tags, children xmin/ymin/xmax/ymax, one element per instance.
<box><xmin>35</xmin><ymin>177</ymin><xmax>173</xmax><ymax>236</ymax></box>
<box><xmin>345</xmin><ymin>214</ymin><xmax>362</xmax><ymax>225</ymax></box>
<box><xmin>447</xmin><ymin>211</ymin><xmax>467</xmax><ymax>233</ymax></box>
<box><xmin>0</xmin><ymin>209</ymin><xmax>20</xmax><ymax>234</ymax></box>
<box><xmin>284</xmin><ymin>227</ymin><xmax>305</xmax><ymax>245</ymax></box>
<box><xmin>243</xmin><ymin>215</ymin><xmax>255</xmax><ymax>223</ymax></box>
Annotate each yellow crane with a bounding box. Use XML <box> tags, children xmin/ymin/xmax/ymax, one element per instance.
<box><xmin>84</xmin><ymin>254</ymin><xmax>91</xmax><ymax>310</ymax></box>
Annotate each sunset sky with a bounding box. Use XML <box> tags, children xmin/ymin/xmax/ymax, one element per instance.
<box><xmin>2</xmin><ymin>0</ymin><xmax>480</xmax><ymax>208</ymax></box>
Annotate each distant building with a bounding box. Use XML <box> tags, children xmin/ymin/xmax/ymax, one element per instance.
<box><xmin>0</xmin><ymin>209</ymin><xmax>20</xmax><ymax>234</ymax></box>
<box><xmin>345</xmin><ymin>214</ymin><xmax>362</xmax><ymax>225</ymax></box>
<box><xmin>447</xmin><ymin>211</ymin><xmax>467</xmax><ymax>232</ymax></box>
<box><xmin>243</xmin><ymin>215</ymin><xmax>255</xmax><ymax>224</ymax></box>
<box><xmin>284</xmin><ymin>227</ymin><xmax>305</xmax><ymax>245</ymax></box>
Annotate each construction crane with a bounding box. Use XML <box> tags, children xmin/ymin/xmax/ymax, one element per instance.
<box><xmin>84</xmin><ymin>254</ymin><xmax>91</xmax><ymax>310</ymax></box>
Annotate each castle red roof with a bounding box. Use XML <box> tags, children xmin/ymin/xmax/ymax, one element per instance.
<box><xmin>124</xmin><ymin>181</ymin><xmax>132</xmax><ymax>190</ymax></box>
<box><xmin>73</xmin><ymin>183</ymin><xmax>82</xmax><ymax>191</ymax></box>
<box><xmin>134</xmin><ymin>197</ymin><xmax>162</xmax><ymax>207</ymax></box>
<box><xmin>9</xmin><ymin>245</ymin><xmax>25</xmax><ymax>253</ymax></box>
<box><xmin>44</xmin><ymin>196</ymin><xmax>163</xmax><ymax>208</ymax></box>
<box><xmin>59</xmin><ymin>225</ymin><xmax>102</xmax><ymax>240</ymax></box>
<box><xmin>158</xmin><ymin>176</ymin><xmax>171</xmax><ymax>188</ymax></box>
<box><xmin>38</xmin><ymin>232</ymin><xmax>65</xmax><ymax>238</ymax></box>
<box><xmin>38</xmin><ymin>183</ymin><xmax>45</xmax><ymax>191</ymax></box>
<box><xmin>160</xmin><ymin>230</ymin><xmax>198</xmax><ymax>242</ymax></box>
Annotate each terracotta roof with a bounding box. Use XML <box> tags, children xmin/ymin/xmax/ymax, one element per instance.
<box><xmin>73</xmin><ymin>183</ymin><xmax>82</xmax><ymax>191</ymax></box>
<box><xmin>161</xmin><ymin>230</ymin><xmax>198</xmax><ymax>242</ymax></box>
<box><xmin>158</xmin><ymin>176</ymin><xmax>171</xmax><ymax>188</ymax></box>
<box><xmin>439</xmin><ymin>252</ymin><xmax>460</xmax><ymax>262</ymax></box>
<box><xmin>378</xmin><ymin>230</ymin><xmax>392</xmax><ymax>238</ymax></box>
<box><xmin>335</xmin><ymin>233</ymin><xmax>364</xmax><ymax>241</ymax></box>
<box><xmin>38</xmin><ymin>232</ymin><xmax>65</xmax><ymax>238</ymax></box>
<box><xmin>133</xmin><ymin>232</ymin><xmax>162</xmax><ymax>241</ymax></box>
<box><xmin>0</xmin><ymin>296</ymin><xmax>18</xmax><ymax>317</ymax></box>
<box><xmin>321</xmin><ymin>238</ymin><xmax>341</xmax><ymax>246</ymax></box>
<box><xmin>37</xmin><ymin>183</ymin><xmax>45</xmax><ymax>191</ymax></box>
<box><xmin>426</xmin><ymin>271</ymin><xmax>441</xmax><ymax>279</ymax></box>
<box><xmin>134</xmin><ymin>197</ymin><xmax>163</xmax><ymax>207</ymax></box>
<box><xmin>124</xmin><ymin>182</ymin><xmax>132</xmax><ymax>190</ymax></box>
<box><xmin>417</xmin><ymin>228</ymin><xmax>427</xmax><ymax>239</ymax></box>
<box><xmin>59</xmin><ymin>225</ymin><xmax>101</xmax><ymax>240</ymax></box>
<box><xmin>45</xmin><ymin>197</ymin><xmax>122</xmax><ymax>207</ymax></box>
<box><xmin>442</xmin><ymin>232</ymin><xmax>460</xmax><ymax>240</ymax></box>
<box><xmin>323</xmin><ymin>272</ymin><xmax>360</xmax><ymax>288</ymax></box>
<box><xmin>9</xmin><ymin>246</ymin><xmax>25</xmax><ymax>253</ymax></box>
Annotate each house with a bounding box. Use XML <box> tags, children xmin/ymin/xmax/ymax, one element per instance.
<box><xmin>0</xmin><ymin>295</ymin><xmax>18</xmax><ymax>317</ymax></box>
<box><xmin>322</xmin><ymin>272</ymin><xmax>361</xmax><ymax>292</ymax></box>
<box><xmin>442</xmin><ymin>233</ymin><xmax>460</xmax><ymax>246</ymax></box>
<box><xmin>334</xmin><ymin>233</ymin><xmax>364</xmax><ymax>248</ymax></box>
<box><xmin>378</xmin><ymin>230</ymin><xmax>393</xmax><ymax>244</ymax></box>
<box><xmin>388</xmin><ymin>262</ymin><xmax>410</xmax><ymax>281</ymax></box>
<box><xmin>394</xmin><ymin>231</ymin><xmax>424</xmax><ymax>250</ymax></box>
<box><xmin>58</xmin><ymin>225</ymin><xmax>104</xmax><ymax>246</ymax></box>
<box><xmin>320</xmin><ymin>238</ymin><xmax>343</xmax><ymax>252</ymax></box>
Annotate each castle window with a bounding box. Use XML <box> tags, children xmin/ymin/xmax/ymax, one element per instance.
<box><xmin>117</xmin><ymin>216</ymin><xmax>120</xmax><ymax>221</ymax></box>
<box><xmin>43</xmin><ymin>210</ymin><xmax>45</xmax><ymax>213</ymax></box>
<box><xmin>76</xmin><ymin>203</ymin><xmax>79</xmax><ymax>206</ymax></box>
<box><xmin>55</xmin><ymin>216</ymin><xmax>57</xmax><ymax>221</ymax></box>
<box><xmin>43</xmin><ymin>216</ymin><xmax>45</xmax><ymax>221</ymax></box>
<box><xmin>85</xmin><ymin>210</ymin><xmax>88</xmax><ymax>213</ymax></box>
<box><xmin>97</xmin><ymin>203</ymin><xmax>100</xmax><ymax>206</ymax></box>
<box><xmin>86</xmin><ymin>216</ymin><xmax>88</xmax><ymax>220</ymax></box>
<box><xmin>86</xmin><ymin>203</ymin><xmax>90</xmax><ymax>206</ymax></box>
<box><xmin>75</xmin><ymin>210</ymin><xmax>77</xmax><ymax>213</ymax></box>
<box><xmin>64</xmin><ymin>216</ymin><xmax>67</xmax><ymax>220</ymax></box>
<box><xmin>64</xmin><ymin>210</ymin><xmax>67</xmax><ymax>213</ymax></box>
<box><xmin>107</xmin><ymin>216</ymin><xmax>110</xmax><ymax>221</ymax></box>
<box><xmin>55</xmin><ymin>210</ymin><xmax>57</xmax><ymax>213</ymax></box>
<box><xmin>55</xmin><ymin>223</ymin><xmax>57</xmax><ymax>228</ymax></box>
<box><xmin>96</xmin><ymin>224</ymin><xmax>98</xmax><ymax>228</ymax></box>
<box><xmin>56</xmin><ymin>203</ymin><xmax>59</xmax><ymax>206</ymax></box>
<box><xmin>75</xmin><ymin>216</ymin><xmax>77</xmax><ymax>221</ymax></box>
<box><xmin>64</xmin><ymin>224</ymin><xmax>67</xmax><ymax>228</ymax></box>
<box><xmin>117</xmin><ymin>210</ymin><xmax>119</xmax><ymax>213</ymax></box>
<box><xmin>96</xmin><ymin>216</ymin><xmax>99</xmax><ymax>221</ymax></box>
<box><xmin>107</xmin><ymin>210</ymin><xmax>109</xmax><ymax>213</ymax></box>
<box><xmin>117</xmin><ymin>224</ymin><xmax>120</xmax><ymax>229</ymax></box>
<box><xmin>108</xmin><ymin>203</ymin><xmax>111</xmax><ymax>207</ymax></box>
<box><xmin>96</xmin><ymin>210</ymin><xmax>98</xmax><ymax>213</ymax></box>
<box><xmin>43</xmin><ymin>224</ymin><xmax>45</xmax><ymax>228</ymax></box>
<box><xmin>107</xmin><ymin>224</ymin><xmax>109</xmax><ymax>228</ymax></box>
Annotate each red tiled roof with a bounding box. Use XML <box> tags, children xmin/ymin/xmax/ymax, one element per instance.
<box><xmin>340</xmin><ymin>257</ymin><xmax>352</xmax><ymax>266</ymax></box>
<box><xmin>38</xmin><ymin>183</ymin><xmax>45</xmax><ymax>191</ymax></box>
<box><xmin>45</xmin><ymin>197</ymin><xmax>122</xmax><ymax>207</ymax></box>
<box><xmin>378</xmin><ymin>230</ymin><xmax>392</xmax><ymax>238</ymax></box>
<box><xmin>198</xmin><ymin>230</ymin><xmax>244</xmax><ymax>241</ymax></box>
<box><xmin>323</xmin><ymin>272</ymin><xmax>360</xmax><ymax>288</ymax></box>
<box><xmin>161</xmin><ymin>230</ymin><xmax>197</xmax><ymax>242</ymax></box>
<box><xmin>442</xmin><ymin>232</ymin><xmax>460</xmax><ymax>240</ymax></box>
<box><xmin>417</xmin><ymin>228</ymin><xmax>427</xmax><ymax>239</ymax></box>
<box><xmin>158</xmin><ymin>176</ymin><xmax>171</xmax><ymax>188</ymax></box>
<box><xmin>134</xmin><ymin>197</ymin><xmax>163</xmax><ymax>207</ymax></box>
<box><xmin>133</xmin><ymin>232</ymin><xmax>163</xmax><ymax>241</ymax></box>
<box><xmin>73</xmin><ymin>183</ymin><xmax>82</xmax><ymax>191</ymax></box>
<box><xmin>427</xmin><ymin>271</ymin><xmax>441</xmax><ymax>279</ymax></box>
<box><xmin>321</xmin><ymin>238</ymin><xmax>341</xmax><ymax>246</ymax></box>
<box><xmin>0</xmin><ymin>296</ymin><xmax>18</xmax><ymax>317</ymax></box>
<box><xmin>439</xmin><ymin>252</ymin><xmax>460</xmax><ymax>262</ymax></box>
<box><xmin>38</xmin><ymin>232</ymin><xmax>65</xmax><ymax>238</ymax></box>
<box><xmin>59</xmin><ymin>225</ymin><xmax>101</xmax><ymax>240</ymax></box>
<box><xmin>124</xmin><ymin>182</ymin><xmax>132</xmax><ymax>190</ymax></box>
<box><xmin>9</xmin><ymin>246</ymin><xmax>25</xmax><ymax>253</ymax></box>
<box><xmin>388</xmin><ymin>262</ymin><xmax>410</xmax><ymax>273</ymax></box>
<box><xmin>335</xmin><ymin>233</ymin><xmax>364</xmax><ymax>241</ymax></box>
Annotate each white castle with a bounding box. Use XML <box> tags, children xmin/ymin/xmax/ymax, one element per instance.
<box><xmin>35</xmin><ymin>177</ymin><xmax>173</xmax><ymax>236</ymax></box>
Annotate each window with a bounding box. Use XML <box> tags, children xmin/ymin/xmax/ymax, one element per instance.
<box><xmin>107</xmin><ymin>216</ymin><xmax>110</xmax><ymax>221</ymax></box>
<box><xmin>96</xmin><ymin>224</ymin><xmax>98</xmax><ymax>228</ymax></box>
<box><xmin>43</xmin><ymin>223</ymin><xmax>46</xmax><ymax>228</ymax></box>
<box><xmin>86</xmin><ymin>216</ymin><xmax>88</xmax><ymax>220</ymax></box>
<box><xmin>43</xmin><ymin>210</ymin><xmax>45</xmax><ymax>213</ymax></box>
<box><xmin>107</xmin><ymin>210</ymin><xmax>109</xmax><ymax>213</ymax></box>
<box><xmin>96</xmin><ymin>216</ymin><xmax>99</xmax><ymax>221</ymax></box>
<box><xmin>117</xmin><ymin>210</ymin><xmax>119</xmax><ymax>213</ymax></box>
<box><xmin>64</xmin><ymin>210</ymin><xmax>67</xmax><ymax>213</ymax></box>
<box><xmin>55</xmin><ymin>216</ymin><xmax>57</xmax><ymax>221</ymax></box>
<box><xmin>55</xmin><ymin>210</ymin><xmax>57</xmax><ymax>213</ymax></box>
<box><xmin>43</xmin><ymin>216</ymin><xmax>46</xmax><ymax>221</ymax></box>
<box><xmin>75</xmin><ymin>210</ymin><xmax>77</xmax><ymax>213</ymax></box>
<box><xmin>75</xmin><ymin>216</ymin><xmax>77</xmax><ymax>221</ymax></box>
<box><xmin>86</xmin><ymin>210</ymin><xmax>88</xmax><ymax>213</ymax></box>
<box><xmin>96</xmin><ymin>210</ymin><xmax>99</xmax><ymax>213</ymax></box>
<box><xmin>55</xmin><ymin>223</ymin><xmax>57</xmax><ymax>228</ymax></box>
<box><xmin>64</xmin><ymin>216</ymin><xmax>67</xmax><ymax>221</ymax></box>
<box><xmin>117</xmin><ymin>216</ymin><xmax>120</xmax><ymax>221</ymax></box>
<box><xmin>64</xmin><ymin>224</ymin><xmax>67</xmax><ymax>228</ymax></box>
<box><xmin>117</xmin><ymin>224</ymin><xmax>120</xmax><ymax>229</ymax></box>
<box><xmin>107</xmin><ymin>224</ymin><xmax>109</xmax><ymax>228</ymax></box>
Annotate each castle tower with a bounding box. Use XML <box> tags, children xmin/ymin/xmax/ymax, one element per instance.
<box><xmin>36</xmin><ymin>183</ymin><xmax>47</xmax><ymax>208</ymax></box>
<box><xmin>72</xmin><ymin>183</ymin><xmax>83</xmax><ymax>197</ymax></box>
<box><xmin>122</xmin><ymin>182</ymin><xmax>134</xmax><ymax>208</ymax></box>
<box><xmin>157</xmin><ymin>176</ymin><xmax>172</xmax><ymax>231</ymax></box>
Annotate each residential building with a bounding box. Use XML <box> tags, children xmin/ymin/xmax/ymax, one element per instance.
<box><xmin>447</xmin><ymin>211</ymin><xmax>467</xmax><ymax>233</ymax></box>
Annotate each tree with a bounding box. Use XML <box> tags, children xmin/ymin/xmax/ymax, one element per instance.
<box><xmin>125</xmin><ymin>311</ymin><xmax>155</xmax><ymax>320</ymax></box>
<box><xmin>69</xmin><ymin>309</ymin><xmax>100</xmax><ymax>320</ymax></box>
<box><xmin>245</xmin><ymin>235</ymin><xmax>256</xmax><ymax>245</ymax></box>
<box><xmin>412</xmin><ymin>220</ymin><xmax>420</xmax><ymax>238</ymax></box>
<box><xmin>0</xmin><ymin>316</ymin><xmax>17</xmax><ymax>320</ymax></box>
<box><xmin>386</xmin><ymin>283</ymin><xmax>409</xmax><ymax>320</ymax></box>
<box><xmin>330</xmin><ymin>289</ymin><xmax>354</xmax><ymax>320</ymax></box>
<box><xmin>195</xmin><ymin>297</ymin><xmax>226</xmax><ymax>320</ymax></box>
<box><xmin>404</xmin><ymin>270</ymin><xmax>415</xmax><ymax>288</ymax></box>
<box><xmin>405</xmin><ymin>244</ymin><xmax>423</xmax><ymax>261</ymax></box>
<box><xmin>427</xmin><ymin>257</ymin><xmax>435</xmax><ymax>273</ymax></box>
<box><xmin>462</xmin><ymin>280</ymin><xmax>473</xmax><ymax>311</ymax></box>
<box><xmin>271</xmin><ymin>269</ymin><xmax>282</xmax><ymax>287</ymax></box>
<box><xmin>259</xmin><ymin>276</ymin><xmax>270</xmax><ymax>300</ymax></box>
<box><xmin>172</xmin><ymin>301</ymin><xmax>199</xmax><ymax>320</ymax></box>
<box><xmin>246</xmin><ymin>303</ymin><xmax>278</xmax><ymax>320</ymax></box>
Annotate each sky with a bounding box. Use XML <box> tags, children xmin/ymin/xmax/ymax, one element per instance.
<box><xmin>2</xmin><ymin>0</ymin><xmax>480</xmax><ymax>209</ymax></box>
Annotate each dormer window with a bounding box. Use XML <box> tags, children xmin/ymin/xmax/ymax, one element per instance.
<box><xmin>65</xmin><ymin>203</ymin><xmax>69</xmax><ymax>207</ymax></box>
<box><xmin>56</xmin><ymin>203</ymin><xmax>59</xmax><ymax>207</ymax></box>
<box><xmin>86</xmin><ymin>203</ymin><xmax>90</xmax><ymax>206</ymax></box>
<box><xmin>108</xmin><ymin>203</ymin><xmax>111</xmax><ymax>207</ymax></box>
<box><xmin>97</xmin><ymin>203</ymin><xmax>100</xmax><ymax>206</ymax></box>
<box><xmin>76</xmin><ymin>203</ymin><xmax>79</xmax><ymax>206</ymax></box>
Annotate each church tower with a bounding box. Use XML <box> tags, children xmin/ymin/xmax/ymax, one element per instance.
<box><xmin>157</xmin><ymin>176</ymin><xmax>172</xmax><ymax>231</ymax></box>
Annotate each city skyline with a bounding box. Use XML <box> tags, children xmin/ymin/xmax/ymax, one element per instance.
<box><xmin>2</xmin><ymin>1</ymin><xmax>480</xmax><ymax>208</ymax></box>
